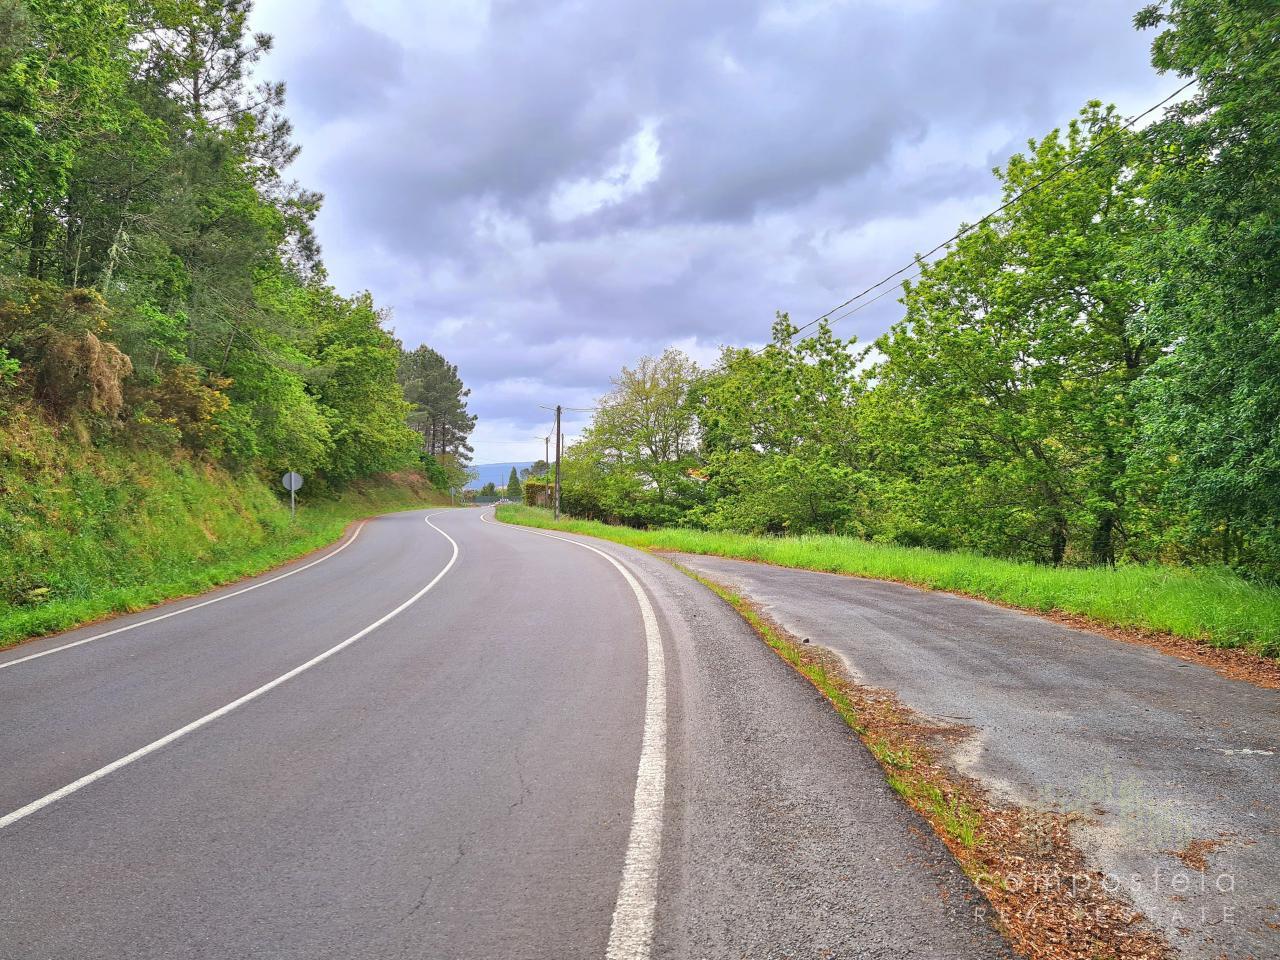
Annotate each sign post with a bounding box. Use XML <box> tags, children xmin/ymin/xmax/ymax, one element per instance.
<box><xmin>281</xmin><ymin>471</ymin><xmax>304</xmax><ymax>519</ymax></box>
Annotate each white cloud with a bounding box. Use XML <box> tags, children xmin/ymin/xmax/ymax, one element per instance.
<box><xmin>549</xmin><ymin>120</ymin><xmax>663</xmax><ymax>222</ymax></box>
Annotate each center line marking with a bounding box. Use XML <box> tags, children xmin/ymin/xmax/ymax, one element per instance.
<box><xmin>482</xmin><ymin>510</ymin><xmax>666</xmax><ymax>960</ymax></box>
<box><xmin>0</xmin><ymin>512</ymin><xmax>459</xmax><ymax>832</ymax></box>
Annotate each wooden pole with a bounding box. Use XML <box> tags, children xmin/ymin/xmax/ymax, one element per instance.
<box><xmin>554</xmin><ymin>405</ymin><xmax>562</xmax><ymax>520</ymax></box>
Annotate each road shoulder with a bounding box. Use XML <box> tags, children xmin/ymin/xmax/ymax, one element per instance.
<box><xmin>514</xmin><ymin>529</ymin><xmax>1016</xmax><ymax>958</ymax></box>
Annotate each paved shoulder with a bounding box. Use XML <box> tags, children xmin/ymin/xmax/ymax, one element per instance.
<box><xmin>672</xmin><ymin>552</ymin><xmax>1280</xmax><ymax>960</ymax></box>
<box><xmin>499</xmin><ymin>527</ymin><xmax>1011</xmax><ymax>958</ymax></box>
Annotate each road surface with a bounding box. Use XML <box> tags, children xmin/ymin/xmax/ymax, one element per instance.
<box><xmin>675</xmin><ymin>552</ymin><xmax>1280</xmax><ymax>960</ymax></box>
<box><xmin>0</xmin><ymin>508</ymin><xmax>1008</xmax><ymax>959</ymax></box>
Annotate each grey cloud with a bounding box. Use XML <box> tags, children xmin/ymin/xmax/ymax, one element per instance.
<box><xmin>253</xmin><ymin>0</ymin><xmax>1165</xmax><ymax>461</ymax></box>
<box><xmin>276</xmin><ymin>0</ymin><xmax>405</xmax><ymax>120</ymax></box>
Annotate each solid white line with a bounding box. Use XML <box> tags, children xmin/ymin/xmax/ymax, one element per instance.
<box><xmin>0</xmin><ymin>520</ymin><xmax>372</xmax><ymax>672</ymax></box>
<box><xmin>0</xmin><ymin>513</ymin><xmax>459</xmax><ymax>832</ymax></box>
<box><xmin>481</xmin><ymin>511</ymin><xmax>666</xmax><ymax>960</ymax></box>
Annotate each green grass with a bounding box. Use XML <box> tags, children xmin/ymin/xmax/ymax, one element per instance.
<box><xmin>496</xmin><ymin>504</ymin><xmax>1280</xmax><ymax>656</ymax></box>
<box><xmin>0</xmin><ymin>412</ymin><xmax>448</xmax><ymax>648</ymax></box>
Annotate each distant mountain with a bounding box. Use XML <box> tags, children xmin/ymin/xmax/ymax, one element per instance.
<box><xmin>467</xmin><ymin>461</ymin><xmax>535</xmax><ymax>490</ymax></box>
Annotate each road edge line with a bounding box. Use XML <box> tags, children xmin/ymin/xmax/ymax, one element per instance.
<box><xmin>481</xmin><ymin>510</ymin><xmax>667</xmax><ymax>960</ymax></box>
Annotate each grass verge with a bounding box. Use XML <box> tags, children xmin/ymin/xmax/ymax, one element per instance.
<box><xmin>0</xmin><ymin>454</ymin><xmax>447</xmax><ymax>649</ymax></box>
<box><xmin>496</xmin><ymin>504</ymin><xmax>1280</xmax><ymax>659</ymax></box>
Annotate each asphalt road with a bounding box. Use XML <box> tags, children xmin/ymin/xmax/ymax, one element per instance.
<box><xmin>0</xmin><ymin>509</ymin><xmax>1009</xmax><ymax>959</ymax></box>
<box><xmin>674</xmin><ymin>553</ymin><xmax>1280</xmax><ymax>960</ymax></box>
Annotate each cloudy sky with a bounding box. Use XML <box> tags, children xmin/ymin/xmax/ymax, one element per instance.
<box><xmin>251</xmin><ymin>0</ymin><xmax>1169</xmax><ymax>464</ymax></box>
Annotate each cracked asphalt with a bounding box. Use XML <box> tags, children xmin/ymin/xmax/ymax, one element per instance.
<box><xmin>673</xmin><ymin>552</ymin><xmax>1280</xmax><ymax>960</ymax></box>
<box><xmin>0</xmin><ymin>510</ymin><xmax>1009</xmax><ymax>959</ymax></box>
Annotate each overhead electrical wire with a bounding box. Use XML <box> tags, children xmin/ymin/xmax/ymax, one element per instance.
<box><xmin>538</xmin><ymin>78</ymin><xmax>1198</xmax><ymax>419</ymax></box>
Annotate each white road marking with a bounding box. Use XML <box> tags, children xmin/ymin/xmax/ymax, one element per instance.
<box><xmin>481</xmin><ymin>511</ymin><xmax>666</xmax><ymax>960</ymax></box>
<box><xmin>0</xmin><ymin>519</ymin><xmax>371</xmax><ymax>672</ymax></box>
<box><xmin>0</xmin><ymin>513</ymin><xmax>459</xmax><ymax>832</ymax></box>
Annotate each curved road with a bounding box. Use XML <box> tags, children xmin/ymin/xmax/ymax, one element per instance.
<box><xmin>0</xmin><ymin>508</ymin><xmax>1007</xmax><ymax>959</ymax></box>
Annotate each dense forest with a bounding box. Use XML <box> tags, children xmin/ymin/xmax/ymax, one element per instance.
<box><xmin>546</xmin><ymin>0</ymin><xmax>1280</xmax><ymax>581</ymax></box>
<box><xmin>0</xmin><ymin>0</ymin><xmax>473</xmax><ymax>492</ymax></box>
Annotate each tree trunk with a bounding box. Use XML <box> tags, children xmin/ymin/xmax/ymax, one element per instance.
<box><xmin>1090</xmin><ymin>512</ymin><xmax>1116</xmax><ymax>566</ymax></box>
<box><xmin>26</xmin><ymin>207</ymin><xmax>50</xmax><ymax>279</ymax></box>
<box><xmin>1049</xmin><ymin>515</ymin><xmax>1068</xmax><ymax>565</ymax></box>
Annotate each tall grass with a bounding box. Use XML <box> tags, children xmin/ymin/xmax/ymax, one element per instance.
<box><xmin>496</xmin><ymin>504</ymin><xmax>1280</xmax><ymax>656</ymax></box>
<box><xmin>0</xmin><ymin>413</ymin><xmax>447</xmax><ymax>647</ymax></box>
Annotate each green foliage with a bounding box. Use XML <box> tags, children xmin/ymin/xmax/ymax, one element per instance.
<box><xmin>1133</xmin><ymin>0</ymin><xmax>1280</xmax><ymax>574</ymax></box>
<box><xmin>0</xmin><ymin>0</ymin><xmax>137</xmax><ymax>277</ymax></box>
<box><xmin>398</xmin><ymin>344</ymin><xmax>476</xmax><ymax>464</ymax></box>
<box><xmin>413</xmin><ymin>451</ymin><xmax>456</xmax><ymax>492</ymax></box>
<box><xmin>0</xmin><ymin>0</ymin><xmax>472</xmax><ymax>492</ymax></box>
<box><xmin>0</xmin><ymin>346</ymin><xmax>17</xmax><ymax>384</ymax></box>
<box><xmin>876</xmin><ymin>104</ymin><xmax>1154</xmax><ymax>566</ymax></box>
<box><xmin>310</xmin><ymin>290</ymin><xmax>420</xmax><ymax>484</ymax></box>
<box><xmin>564</xmin><ymin>348</ymin><xmax>703</xmax><ymax>526</ymax></box>
<box><xmin>695</xmin><ymin>314</ymin><xmax>867</xmax><ymax>535</ymax></box>
<box><xmin>553</xmin><ymin>6</ymin><xmax>1280</xmax><ymax>588</ymax></box>
<box><xmin>505</xmin><ymin>466</ymin><xmax>522</xmax><ymax>500</ymax></box>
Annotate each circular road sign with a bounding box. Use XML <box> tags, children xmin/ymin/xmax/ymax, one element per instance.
<box><xmin>281</xmin><ymin>471</ymin><xmax>304</xmax><ymax>492</ymax></box>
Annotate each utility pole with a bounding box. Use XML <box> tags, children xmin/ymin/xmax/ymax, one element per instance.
<box><xmin>544</xmin><ymin>434</ymin><xmax>550</xmax><ymax>470</ymax></box>
<box><xmin>553</xmin><ymin>405</ymin><xmax>562</xmax><ymax>520</ymax></box>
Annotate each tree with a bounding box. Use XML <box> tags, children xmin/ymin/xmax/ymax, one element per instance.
<box><xmin>308</xmin><ymin>289</ymin><xmax>420</xmax><ymax>484</ymax></box>
<box><xmin>479</xmin><ymin>481</ymin><xmax>497</xmax><ymax>497</ymax></box>
<box><xmin>1133</xmin><ymin>0</ymin><xmax>1280</xmax><ymax>573</ymax></box>
<box><xmin>0</xmin><ymin>0</ymin><xmax>139</xmax><ymax>281</ymax></box>
<box><xmin>696</xmin><ymin>314</ymin><xmax>867</xmax><ymax>534</ymax></box>
<box><xmin>875</xmin><ymin>104</ymin><xmax>1155</xmax><ymax>564</ymax></box>
<box><xmin>398</xmin><ymin>344</ymin><xmax>475</xmax><ymax>463</ymax></box>
<box><xmin>505</xmin><ymin>466</ymin><xmax>522</xmax><ymax>501</ymax></box>
<box><xmin>0</xmin><ymin>0</ymin><xmax>472</xmax><ymax>499</ymax></box>
<box><xmin>567</xmin><ymin>348</ymin><xmax>703</xmax><ymax>525</ymax></box>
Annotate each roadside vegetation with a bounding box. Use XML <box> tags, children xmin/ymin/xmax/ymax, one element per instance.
<box><xmin>0</xmin><ymin>410</ymin><xmax>448</xmax><ymax>647</ymax></box>
<box><xmin>522</xmin><ymin>3</ymin><xmax>1280</xmax><ymax>591</ymax></box>
<box><xmin>497</xmin><ymin>505</ymin><xmax>1280</xmax><ymax>656</ymax></box>
<box><xmin>0</xmin><ymin>0</ymin><xmax>475</xmax><ymax>491</ymax></box>
<box><xmin>525</xmin><ymin>3</ymin><xmax>1280</xmax><ymax>604</ymax></box>
<box><xmin>0</xmin><ymin>1</ymin><xmax>477</xmax><ymax>643</ymax></box>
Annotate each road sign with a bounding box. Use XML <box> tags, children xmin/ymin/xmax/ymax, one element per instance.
<box><xmin>281</xmin><ymin>471</ymin><xmax>303</xmax><ymax>519</ymax></box>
